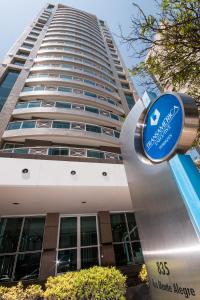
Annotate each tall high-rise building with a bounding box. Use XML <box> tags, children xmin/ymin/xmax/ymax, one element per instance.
<box><xmin>0</xmin><ymin>3</ymin><xmax>142</xmax><ymax>283</ymax></box>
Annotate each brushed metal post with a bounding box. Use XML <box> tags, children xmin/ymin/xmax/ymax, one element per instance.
<box><xmin>120</xmin><ymin>97</ymin><xmax>200</xmax><ymax>300</ymax></box>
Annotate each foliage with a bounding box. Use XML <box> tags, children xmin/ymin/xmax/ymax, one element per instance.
<box><xmin>44</xmin><ymin>266</ymin><xmax>127</xmax><ymax>300</ymax></box>
<box><xmin>138</xmin><ymin>264</ymin><xmax>148</xmax><ymax>285</ymax></box>
<box><xmin>121</xmin><ymin>0</ymin><xmax>200</xmax><ymax>104</ymax></box>
<box><xmin>0</xmin><ymin>282</ymin><xmax>42</xmax><ymax>300</ymax></box>
<box><xmin>0</xmin><ymin>267</ymin><xmax>126</xmax><ymax>300</ymax></box>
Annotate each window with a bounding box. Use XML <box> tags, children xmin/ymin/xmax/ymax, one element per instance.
<box><xmin>0</xmin><ymin>216</ymin><xmax>45</xmax><ymax>282</ymax></box>
<box><xmin>110</xmin><ymin>213</ymin><xmax>143</xmax><ymax>266</ymax></box>
<box><xmin>85</xmin><ymin>106</ymin><xmax>98</xmax><ymax>114</ymax></box>
<box><xmin>57</xmin><ymin>216</ymin><xmax>99</xmax><ymax>273</ymax></box>
<box><xmin>7</xmin><ymin>122</ymin><xmax>21</xmax><ymax>130</ymax></box>
<box><xmin>52</xmin><ymin>121</ymin><xmax>70</xmax><ymax>129</ymax></box>
<box><xmin>87</xmin><ymin>150</ymin><xmax>104</xmax><ymax>159</ymax></box>
<box><xmin>86</xmin><ymin>124</ymin><xmax>101</xmax><ymax>133</ymax></box>
<box><xmin>17</xmin><ymin>51</ymin><xmax>29</xmax><ymax>58</ymax></box>
<box><xmin>21</xmin><ymin>43</ymin><xmax>33</xmax><ymax>49</ymax></box>
<box><xmin>16</xmin><ymin>102</ymin><xmax>28</xmax><ymax>109</ymax></box>
<box><xmin>0</xmin><ymin>70</ymin><xmax>20</xmax><ymax>111</ymax></box>
<box><xmin>21</xmin><ymin>121</ymin><xmax>36</xmax><ymax>129</ymax></box>
<box><xmin>121</xmin><ymin>83</ymin><xmax>130</xmax><ymax>89</ymax></box>
<box><xmin>58</xmin><ymin>87</ymin><xmax>72</xmax><ymax>93</ymax></box>
<box><xmin>84</xmin><ymin>91</ymin><xmax>97</xmax><ymax>98</ymax></box>
<box><xmin>55</xmin><ymin>102</ymin><xmax>71</xmax><ymax>109</ymax></box>
<box><xmin>48</xmin><ymin>148</ymin><xmax>69</xmax><ymax>156</ymax></box>
<box><xmin>12</xmin><ymin>58</ymin><xmax>25</xmax><ymax>66</ymax></box>
<box><xmin>125</xmin><ymin>94</ymin><xmax>135</xmax><ymax>110</ymax></box>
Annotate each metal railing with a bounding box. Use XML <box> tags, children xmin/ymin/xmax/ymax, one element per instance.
<box><xmin>6</xmin><ymin>119</ymin><xmax>120</xmax><ymax>139</ymax></box>
<box><xmin>27</xmin><ymin>72</ymin><xmax>115</xmax><ymax>93</ymax></box>
<box><xmin>21</xmin><ymin>85</ymin><xmax>121</xmax><ymax>108</ymax></box>
<box><xmin>15</xmin><ymin>100</ymin><xmax>123</xmax><ymax>122</ymax></box>
<box><xmin>2</xmin><ymin>146</ymin><xmax>122</xmax><ymax>161</ymax></box>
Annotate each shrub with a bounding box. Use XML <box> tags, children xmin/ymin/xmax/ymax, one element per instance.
<box><xmin>0</xmin><ymin>282</ymin><xmax>43</xmax><ymax>300</ymax></box>
<box><xmin>0</xmin><ymin>266</ymin><xmax>127</xmax><ymax>300</ymax></box>
<box><xmin>44</xmin><ymin>266</ymin><xmax>126</xmax><ymax>300</ymax></box>
<box><xmin>139</xmin><ymin>264</ymin><xmax>148</xmax><ymax>284</ymax></box>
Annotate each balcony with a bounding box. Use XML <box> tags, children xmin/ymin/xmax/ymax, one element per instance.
<box><xmin>2</xmin><ymin>145</ymin><xmax>122</xmax><ymax>161</ymax></box>
<box><xmin>13</xmin><ymin>100</ymin><xmax>123</xmax><ymax>128</ymax></box>
<box><xmin>25</xmin><ymin>74</ymin><xmax>119</xmax><ymax>100</ymax></box>
<box><xmin>3</xmin><ymin>120</ymin><xmax>120</xmax><ymax>147</ymax></box>
<box><xmin>19</xmin><ymin>86</ymin><xmax>124</xmax><ymax>114</ymax></box>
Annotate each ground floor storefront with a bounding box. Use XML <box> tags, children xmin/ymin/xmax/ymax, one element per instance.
<box><xmin>0</xmin><ymin>211</ymin><xmax>143</xmax><ymax>283</ymax></box>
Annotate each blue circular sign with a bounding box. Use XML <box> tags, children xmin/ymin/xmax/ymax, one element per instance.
<box><xmin>142</xmin><ymin>94</ymin><xmax>184</xmax><ymax>162</ymax></box>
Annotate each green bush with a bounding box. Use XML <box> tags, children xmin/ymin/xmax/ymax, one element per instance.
<box><xmin>0</xmin><ymin>266</ymin><xmax>127</xmax><ymax>300</ymax></box>
<box><xmin>0</xmin><ymin>282</ymin><xmax>43</xmax><ymax>300</ymax></box>
<box><xmin>44</xmin><ymin>266</ymin><xmax>126</xmax><ymax>300</ymax></box>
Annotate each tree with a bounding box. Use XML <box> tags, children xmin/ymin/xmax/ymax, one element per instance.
<box><xmin>120</xmin><ymin>0</ymin><xmax>200</xmax><ymax>104</ymax></box>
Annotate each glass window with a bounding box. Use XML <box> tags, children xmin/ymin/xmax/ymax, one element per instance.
<box><xmin>17</xmin><ymin>51</ymin><xmax>29</xmax><ymax>57</ymax></box>
<box><xmin>81</xmin><ymin>216</ymin><xmax>97</xmax><ymax>246</ymax></box>
<box><xmin>111</xmin><ymin>114</ymin><xmax>119</xmax><ymax>121</ymax></box>
<box><xmin>125</xmin><ymin>94</ymin><xmax>135</xmax><ymax>110</ymax></box>
<box><xmin>19</xmin><ymin>217</ymin><xmax>45</xmax><ymax>252</ymax></box>
<box><xmin>0</xmin><ymin>255</ymin><xmax>15</xmax><ymax>282</ymax></box>
<box><xmin>12</xmin><ymin>59</ymin><xmax>25</xmax><ymax>66</ymax></box>
<box><xmin>87</xmin><ymin>150</ymin><xmax>104</xmax><ymax>159</ymax></box>
<box><xmin>84</xmin><ymin>79</ymin><xmax>95</xmax><ymax>86</ymax></box>
<box><xmin>111</xmin><ymin>213</ymin><xmax>143</xmax><ymax>266</ymax></box>
<box><xmin>58</xmin><ymin>216</ymin><xmax>99</xmax><ymax>273</ymax></box>
<box><xmin>14</xmin><ymin>252</ymin><xmax>41</xmax><ymax>281</ymax></box>
<box><xmin>21</xmin><ymin>121</ymin><xmax>36</xmax><ymax>129</ymax></box>
<box><xmin>28</xmin><ymin>101</ymin><xmax>40</xmax><ymax>108</ymax></box>
<box><xmin>86</xmin><ymin>124</ymin><xmax>101</xmax><ymax>133</ymax></box>
<box><xmin>35</xmin><ymin>86</ymin><xmax>44</xmax><ymax>91</ymax></box>
<box><xmin>0</xmin><ymin>216</ymin><xmax>45</xmax><ymax>282</ymax></box>
<box><xmin>0</xmin><ymin>70</ymin><xmax>20</xmax><ymax>111</ymax></box>
<box><xmin>110</xmin><ymin>214</ymin><xmax>127</xmax><ymax>243</ymax></box>
<box><xmin>60</xmin><ymin>74</ymin><xmax>72</xmax><ymax>80</ymax></box>
<box><xmin>16</xmin><ymin>102</ymin><xmax>28</xmax><ymax>109</ymax></box>
<box><xmin>84</xmin><ymin>91</ymin><xmax>97</xmax><ymax>98</ymax></box>
<box><xmin>113</xmin><ymin>243</ymin><xmax>132</xmax><ymax>266</ymax></box>
<box><xmin>59</xmin><ymin>217</ymin><xmax>77</xmax><ymax>249</ymax></box>
<box><xmin>0</xmin><ymin>218</ymin><xmax>23</xmax><ymax>253</ymax></box>
<box><xmin>57</xmin><ymin>249</ymin><xmax>77</xmax><ymax>273</ymax></box>
<box><xmin>14</xmin><ymin>148</ymin><xmax>29</xmax><ymax>154</ymax></box>
<box><xmin>55</xmin><ymin>102</ymin><xmax>71</xmax><ymax>109</ymax></box>
<box><xmin>21</xmin><ymin>43</ymin><xmax>33</xmax><ymax>49</ymax></box>
<box><xmin>85</xmin><ymin>106</ymin><xmax>98</xmax><ymax>114</ymax></box>
<box><xmin>52</xmin><ymin>121</ymin><xmax>70</xmax><ymax>129</ymax></box>
<box><xmin>81</xmin><ymin>247</ymin><xmax>98</xmax><ymax>269</ymax></box>
<box><xmin>58</xmin><ymin>87</ymin><xmax>72</xmax><ymax>93</ymax></box>
<box><xmin>114</xmin><ymin>131</ymin><xmax>120</xmax><ymax>138</ymax></box>
<box><xmin>7</xmin><ymin>122</ymin><xmax>21</xmax><ymax>130</ymax></box>
<box><xmin>48</xmin><ymin>148</ymin><xmax>69</xmax><ymax>156</ymax></box>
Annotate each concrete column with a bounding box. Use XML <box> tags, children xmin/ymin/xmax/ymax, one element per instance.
<box><xmin>39</xmin><ymin>213</ymin><xmax>59</xmax><ymax>281</ymax></box>
<box><xmin>98</xmin><ymin>211</ymin><xmax>115</xmax><ymax>266</ymax></box>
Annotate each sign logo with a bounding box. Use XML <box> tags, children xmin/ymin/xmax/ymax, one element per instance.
<box><xmin>150</xmin><ymin>109</ymin><xmax>160</xmax><ymax>126</ymax></box>
<box><xmin>142</xmin><ymin>94</ymin><xmax>184</xmax><ymax>162</ymax></box>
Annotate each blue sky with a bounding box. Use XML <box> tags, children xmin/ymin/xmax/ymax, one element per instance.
<box><xmin>0</xmin><ymin>0</ymin><xmax>157</xmax><ymax>95</ymax></box>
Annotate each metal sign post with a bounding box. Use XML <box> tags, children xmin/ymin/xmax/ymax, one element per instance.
<box><xmin>120</xmin><ymin>92</ymin><xmax>199</xmax><ymax>300</ymax></box>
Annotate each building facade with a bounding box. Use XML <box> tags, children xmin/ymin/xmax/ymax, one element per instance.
<box><xmin>0</xmin><ymin>3</ymin><xmax>142</xmax><ymax>283</ymax></box>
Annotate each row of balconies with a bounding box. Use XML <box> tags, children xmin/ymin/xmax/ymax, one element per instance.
<box><xmin>35</xmin><ymin>53</ymin><xmax>111</xmax><ymax>75</ymax></box>
<box><xmin>3</xmin><ymin>119</ymin><xmax>120</xmax><ymax>147</ymax></box>
<box><xmin>26</xmin><ymin>73</ymin><xmax>118</xmax><ymax>97</ymax></box>
<box><xmin>21</xmin><ymin>85</ymin><xmax>121</xmax><ymax>108</ymax></box>
<box><xmin>47</xmin><ymin>24</ymin><xmax>103</xmax><ymax>46</ymax></box>
<box><xmin>45</xmin><ymin>28</ymin><xmax>104</xmax><ymax>51</ymax></box>
<box><xmin>43</xmin><ymin>34</ymin><xmax>107</xmax><ymax>57</ymax></box>
<box><xmin>2</xmin><ymin>145</ymin><xmax>122</xmax><ymax>161</ymax></box>
<box><xmin>51</xmin><ymin>16</ymin><xmax>100</xmax><ymax>36</ymax></box>
<box><xmin>33</xmin><ymin>57</ymin><xmax>113</xmax><ymax>82</ymax></box>
<box><xmin>13</xmin><ymin>100</ymin><xmax>123</xmax><ymax>128</ymax></box>
<box><xmin>38</xmin><ymin>46</ymin><xmax>110</xmax><ymax>69</ymax></box>
<box><xmin>40</xmin><ymin>40</ymin><xmax>109</xmax><ymax>64</ymax></box>
<box><xmin>48</xmin><ymin>22</ymin><xmax>103</xmax><ymax>48</ymax></box>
